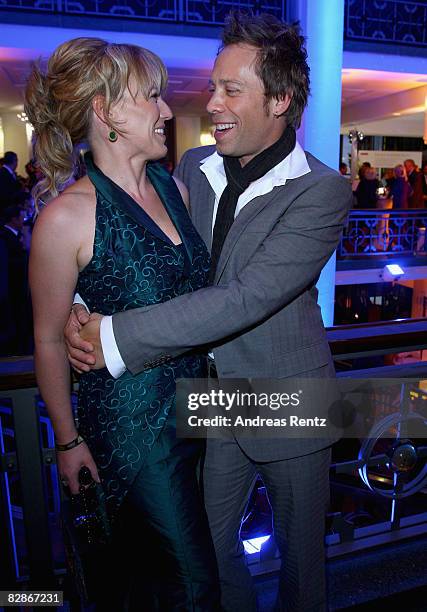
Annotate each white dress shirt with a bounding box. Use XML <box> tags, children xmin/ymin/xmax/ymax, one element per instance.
<box><xmin>90</xmin><ymin>141</ymin><xmax>311</xmax><ymax>377</ymax></box>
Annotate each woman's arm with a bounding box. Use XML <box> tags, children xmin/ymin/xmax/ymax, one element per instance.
<box><xmin>30</xmin><ymin>195</ymin><xmax>99</xmax><ymax>493</ymax></box>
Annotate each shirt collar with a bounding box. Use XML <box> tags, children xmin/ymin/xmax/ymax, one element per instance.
<box><xmin>199</xmin><ymin>140</ymin><xmax>311</xmax><ymax>186</ymax></box>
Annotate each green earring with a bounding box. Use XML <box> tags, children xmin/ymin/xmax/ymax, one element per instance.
<box><xmin>108</xmin><ymin>130</ymin><xmax>118</xmax><ymax>143</ymax></box>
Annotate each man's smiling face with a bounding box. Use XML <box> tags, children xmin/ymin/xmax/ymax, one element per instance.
<box><xmin>207</xmin><ymin>43</ymin><xmax>290</xmax><ymax>167</ymax></box>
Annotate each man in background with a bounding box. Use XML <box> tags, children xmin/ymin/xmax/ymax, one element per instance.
<box><xmin>404</xmin><ymin>159</ymin><xmax>424</xmax><ymax>208</ymax></box>
<box><xmin>0</xmin><ymin>152</ymin><xmax>23</xmax><ymax>212</ymax></box>
<box><xmin>0</xmin><ymin>205</ymin><xmax>31</xmax><ymax>354</ymax></box>
<box><xmin>422</xmin><ymin>160</ymin><xmax>427</xmax><ymax>205</ymax></box>
<box><xmin>339</xmin><ymin>162</ymin><xmax>348</xmax><ymax>176</ymax></box>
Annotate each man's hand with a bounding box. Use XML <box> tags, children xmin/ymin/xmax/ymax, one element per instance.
<box><xmin>80</xmin><ymin>313</ymin><xmax>106</xmax><ymax>369</ymax></box>
<box><xmin>65</xmin><ymin>304</ymin><xmax>99</xmax><ymax>372</ymax></box>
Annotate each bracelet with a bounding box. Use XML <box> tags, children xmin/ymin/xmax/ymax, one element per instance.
<box><xmin>55</xmin><ymin>434</ymin><xmax>85</xmax><ymax>452</ymax></box>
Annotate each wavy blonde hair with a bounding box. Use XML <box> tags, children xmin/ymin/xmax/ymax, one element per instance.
<box><xmin>25</xmin><ymin>37</ymin><xmax>168</xmax><ymax>206</ymax></box>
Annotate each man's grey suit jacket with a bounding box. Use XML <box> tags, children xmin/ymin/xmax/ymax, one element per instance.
<box><xmin>113</xmin><ymin>145</ymin><xmax>353</xmax><ymax>460</ymax></box>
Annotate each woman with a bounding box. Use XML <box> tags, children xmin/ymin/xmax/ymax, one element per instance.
<box><xmin>389</xmin><ymin>164</ymin><xmax>412</xmax><ymax>209</ymax></box>
<box><xmin>354</xmin><ymin>166</ymin><xmax>380</xmax><ymax>208</ymax></box>
<box><xmin>26</xmin><ymin>38</ymin><xmax>219</xmax><ymax>610</ymax></box>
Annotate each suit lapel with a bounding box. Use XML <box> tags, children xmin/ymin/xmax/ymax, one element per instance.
<box><xmin>191</xmin><ymin>173</ymin><xmax>216</xmax><ymax>254</ymax></box>
<box><xmin>214</xmin><ymin>184</ymin><xmax>289</xmax><ymax>283</ymax></box>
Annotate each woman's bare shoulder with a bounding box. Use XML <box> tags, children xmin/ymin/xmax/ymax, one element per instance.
<box><xmin>36</xmin><ymin>176</ymin><xmax>95</xmax><ymax>229</ymax></box>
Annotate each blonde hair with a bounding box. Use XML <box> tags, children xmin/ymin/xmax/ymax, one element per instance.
<box><xmin>25</xmin><ymin>37</ymin><xmax>168</xmax><ymax>206</ymax></box>
<box><xmin>394</xmin><ymin>164</ymin><xmax>405</xmax><ymax>179</ymax></box>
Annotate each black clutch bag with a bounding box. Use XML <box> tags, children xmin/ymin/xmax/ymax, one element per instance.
<box><xmin>61</xmin><ymin>467</ymin><xmax>112</xmax><ymax>605</ymax></box>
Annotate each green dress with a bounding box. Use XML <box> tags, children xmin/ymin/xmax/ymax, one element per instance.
<box><xmin>75</xmin><ymin>153</ymin><xmax>219</xmax><ymax>610</ymax></box>
<box><xmin>76</xmin><ymin>153</ymin><xmax>209</xmax><ymax>517</ymax></box>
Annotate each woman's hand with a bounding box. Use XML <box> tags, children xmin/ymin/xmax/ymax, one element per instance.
<box><xmin>57</xmin><ymin>441</ymin><xmax>101</xmax><ymax>495</ymax></box>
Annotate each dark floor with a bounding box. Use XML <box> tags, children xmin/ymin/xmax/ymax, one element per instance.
<box><xmin>254</xmin><ymin>534</ymin><xmax>427</xmax><ymax>611</ymax></box>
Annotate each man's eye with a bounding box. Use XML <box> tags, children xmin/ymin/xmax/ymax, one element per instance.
<box><xmin>226</xmin><ymin>89</ymin><xmax>238</xmax><ymax>95</ymax></box>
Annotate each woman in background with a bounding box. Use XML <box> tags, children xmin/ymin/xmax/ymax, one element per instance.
<box><xmin>26</xmin><ymin>38</ymin><xmax>219</xmax><ymax>610</ymax></box>
<box><xmin>389</xmin><ymin>164</ymin><xmax>412</xmax><ymax>209</ymax></box>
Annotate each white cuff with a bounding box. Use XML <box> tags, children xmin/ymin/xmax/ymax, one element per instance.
<box><xmin>100</xmin><ymin>315</ymin><xmax>127</xmax><ymax>379</ymax></box>
<box><xmin>73</xmin><ymin>293</ymin><xmax>89</xmax><ymax>311</ymax></box>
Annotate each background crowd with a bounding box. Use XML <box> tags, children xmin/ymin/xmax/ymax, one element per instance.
<box><xmin>0</xmin><ymin>151</ymin><xmax>37</xmax><ymax>355</ymax></box>
<box><xmin>339</xmin><ymin>158</ymin><xmax>427</xmax><ymax>209</ymax></box>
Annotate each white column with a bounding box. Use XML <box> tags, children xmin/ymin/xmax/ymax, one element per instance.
<box><xmin>289</xmin><ymin>0</ymin><xmax>345</xmax><ymax>327</ymax></box>
<box><xmin>175</xmin><ymin>116</ymin><xmax>201</xmax><ymax>164</ymax></box>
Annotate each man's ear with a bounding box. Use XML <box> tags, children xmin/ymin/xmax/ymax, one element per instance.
<box><xmin>273</xmin><ymin>93</ymin><xmax>292</xmax><ymax>117</ymax></box>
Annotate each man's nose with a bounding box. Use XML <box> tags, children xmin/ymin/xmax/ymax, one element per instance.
<box><xmin>206</xmin><ymin>90</ymin><xmax>224</xmax><ymax>115</ymax></box>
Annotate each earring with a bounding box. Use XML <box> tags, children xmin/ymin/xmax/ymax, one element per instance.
<box><xmin>108</xmin><ymin>130</ymin><xmax>118</xmax><ymax>142</ymax></box>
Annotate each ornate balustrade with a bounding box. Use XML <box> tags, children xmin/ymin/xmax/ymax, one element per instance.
<box><xmin>1</xmin><ymin>0</ymin><xmax>427</xmax><ymax>50</ymax></box>
<box><xmin>0</xmin><ymin>0</ymin><xmax>286</xmax><ymax>23</ymax></box>
<box><xmin>339</xmin><ymin>209</ymin><xmax>427</xmax><ymax>258</ymax></box>
<box><xmin>345</xmin><ymin>0</ymin><xmax>427</xmax><ymax>48</ymax></box>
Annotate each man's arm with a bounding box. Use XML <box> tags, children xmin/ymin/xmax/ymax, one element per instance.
<box><xmin>113</xmin><ymin>174</ymin><xmax>352</xmax><ymax>375</ymax></box>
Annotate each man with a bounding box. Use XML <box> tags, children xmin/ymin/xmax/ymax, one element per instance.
<box><xmin>66</xmin><ymin>13</ymin><xmax>352</xmax><ymax>612</ymax></box>
<box><xmin>404</xmin><ymin>158</ymin><xmax>424</xmax><ymax>208</ymax></box>
<box><xmin>422</xmin><ymin>161</ymin><xmax>427</xmax><ymax>205</ymax></box>
<box><xmin>0</xmin><ymin>205</ymin><xmax>31</xmax><ymax>354</ymax></box>
<box><xmin>339</xmin><ymin>162</ymin><xmax>348</xmax><ymax>176</ymax></box>
<box><xmin>0</xmin><ymin>151</ymin><xmax>22</xmax><ymax>212</ymax></box>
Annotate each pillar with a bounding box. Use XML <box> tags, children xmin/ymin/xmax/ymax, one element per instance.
<box><xmin>288</xmin><ymin>0</ymin><xmax>345</xmax><ymax>326</ymax></box>
<box><xmin>175</xmin><ymin>116</ymin><xmax>201</xmax><ymax>164</ymax></box>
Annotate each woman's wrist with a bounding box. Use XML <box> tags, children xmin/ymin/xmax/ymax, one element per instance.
<box><xmin>55</xmin><ymin>434</ymin><xmax>84</xmax><ymax>451</ymax></box>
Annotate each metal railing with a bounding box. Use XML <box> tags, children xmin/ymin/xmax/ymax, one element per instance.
<box><xmin>1</xmin><ymin>321</ymin><xmax>427</xmax><ymax>590</ymax></box>
<box><xmin>345</xmin><ymin>0</ymin><xmax>427</xmax><ymax>48</ymax></box>
<box><xmin>0</xmin><ymin>0</ymin><xmax>286</xmax><ymax>23</ymax></box>
<box><xmin>339</xmin><ymin>209</ymin><xmax>427</xmax><ymax>258</ymax></box>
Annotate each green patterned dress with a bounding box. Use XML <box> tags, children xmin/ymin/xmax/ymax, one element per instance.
<box><xmin>76</xmin><ymin>153</ymin><xmax>210</xmax><ymax>521</ymax></box>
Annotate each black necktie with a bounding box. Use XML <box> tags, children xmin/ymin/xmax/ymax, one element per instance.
<box><xmin>208</xmin><ymin>126</ymin><xmax>296</xmax><ymax>283</ymax></box>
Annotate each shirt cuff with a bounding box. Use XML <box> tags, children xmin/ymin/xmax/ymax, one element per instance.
<box><xmin>100</xmin><ymin>315</ymin><xmax>127</xmax><ymax>379</ymax></box>
<box><xmin>73</xmin><ymin>293</ymin><xmax>89</xmax><ymax>311</ymax></box>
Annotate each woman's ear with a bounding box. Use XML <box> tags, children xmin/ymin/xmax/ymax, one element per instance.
<box><xmin>91</xmin><ymin>95</ymin><xmax>109</xmax><ymax>126</ymax></box>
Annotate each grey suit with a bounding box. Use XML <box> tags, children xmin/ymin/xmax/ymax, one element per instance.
<box><xmin>113</xmin><ymin>145</ymin><xmax>353</xmax><ymax>611</ymax></box>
